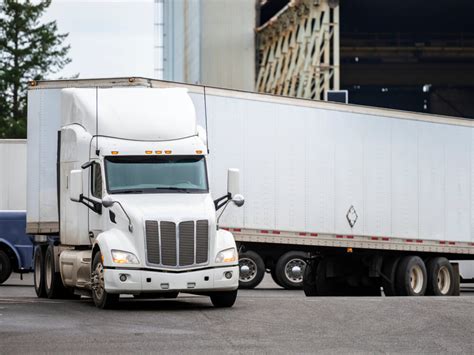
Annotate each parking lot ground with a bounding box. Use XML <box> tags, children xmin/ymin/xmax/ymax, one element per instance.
<box><xmin>1</xmin><ymin>273</ymin><xmax>473</xmax><ymax>354</ymax></box>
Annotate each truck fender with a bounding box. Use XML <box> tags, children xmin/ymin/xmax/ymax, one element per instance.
<box><xmin>0</xmin><ymin>238</ymin><xmax>21</xmax><ymax>271</ymax></box>
<box><xmin>215</xmin><ymin>229</ymin><xmax>237</xmax><ymax>255</ymax></box>
<box><xmin>92</xmin><ymin>229</ymin><xmax>140</xmax><ymax>267</ymax></box>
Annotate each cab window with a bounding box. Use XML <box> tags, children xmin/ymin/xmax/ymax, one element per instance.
<box><xmin>91</xmin><ymin>162</ymin><xmax>103</xmax><ymax>199</ymax></box>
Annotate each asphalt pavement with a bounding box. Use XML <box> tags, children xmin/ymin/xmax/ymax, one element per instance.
<box><xmin>1</xmin><ymin>273</ymin><xmax>473</xmax><ymax>354</ymax></box>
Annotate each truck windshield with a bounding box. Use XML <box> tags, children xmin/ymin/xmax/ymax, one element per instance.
<box><xmin>104</xmin><ymin>155</ymin><xmax>208</xmax><ymax>194</ymax></box>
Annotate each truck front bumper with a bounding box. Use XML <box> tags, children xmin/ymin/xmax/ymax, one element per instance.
<box><xmin>103</xmin><ymin>265</ymin><xmax>239</xmax><ymax>294</ymax></box>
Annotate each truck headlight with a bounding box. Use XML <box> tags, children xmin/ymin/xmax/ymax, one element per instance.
<box><xmin>215</xmin><ymin>248</ymin><xmax>237</xmax><ymax>263</ymax></box>
<box><xmin>111</xmin><ymin>250</ymin><xmax>139</xmax><ymax>264</ymax></box>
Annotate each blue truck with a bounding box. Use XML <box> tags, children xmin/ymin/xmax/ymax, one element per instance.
<box><xmin>0</xmin><ymin>211</ymin><xmax>34</xmax><ymax>284</ymax></box>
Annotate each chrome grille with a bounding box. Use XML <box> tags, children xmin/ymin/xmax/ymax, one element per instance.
<box><xmin>145</xmin><ymin>220</ymin><xmax>160</xmax><ymax>264</ymax></box>
<box><xmin>160</xmin><ymin>221</ymin><xmax>177</xmax><ymax>266</ymax></box>
<box><xmin>196</xmin><ymin>220</ymin><xmax>209</xmax><ymax>264</ymax></box>
<box><xmin>145</xmin><ymin>219</ymin><xmax>209</xmax><ymax>268</ymax></box>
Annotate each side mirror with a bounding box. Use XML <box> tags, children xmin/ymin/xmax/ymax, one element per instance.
<box><xmin>102</xmin><ymin>195</ymin><xmax>115</xmax><ymax>208</ymax></box>
<box><xmin>69</xmin><ymin>170</ymin><xmax>83</xmax><ymax>202</ymax></box>
<box><xmin>227</xmin><ymin>168</ymin><xmax>240</xmax><ymax>197</ymax></box>
<box><xmin>232</xmin><ymin>194</ymin><xmax>245</xmax><ymax>207</ymax></box>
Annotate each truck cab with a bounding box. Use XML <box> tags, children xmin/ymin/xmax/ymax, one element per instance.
<box><xmin>30</xmin><ymin>87</ymin><xmax>243</xmax><ymax>308</ymax></box>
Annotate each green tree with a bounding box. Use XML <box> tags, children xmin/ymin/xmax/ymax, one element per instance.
<box><xmin>0</xmin><ymin>0</ymin><xmax>71</xmax><ymax>138</ymax></box>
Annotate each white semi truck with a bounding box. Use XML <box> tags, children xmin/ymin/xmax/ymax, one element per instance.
<box><xmin>28</xmin><ymin>80</ymin><xmax>244</xmax><ymax>309</ymax></box>
<box><xmin>27</xmin><ymin>78</ymin><xmax>474</xmax><ymax>301</ymax></box>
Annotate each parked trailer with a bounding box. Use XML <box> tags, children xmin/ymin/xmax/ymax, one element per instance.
<box><xmin>29</xmin><ymin>78</ymin><xmax>474</xmax><ymax>298</ymax></box>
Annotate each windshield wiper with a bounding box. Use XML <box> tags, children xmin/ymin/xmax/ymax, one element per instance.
<box><xmin>112</xmin><ymin>189</ymin><xmax>144</xmax><ymax>194</ymax></box>
<box><xmin>155</xmin><ymin>187</ymin><xmax>191</xmax><ymax>193</ymax></box>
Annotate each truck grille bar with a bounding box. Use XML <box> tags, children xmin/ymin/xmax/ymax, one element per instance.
<box><xmin>145</xmin><ymin>220</ymin><xmax>209</xmax><ymax>268</ymax></box>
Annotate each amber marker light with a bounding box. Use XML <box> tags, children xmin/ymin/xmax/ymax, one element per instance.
<box><xmin>195</xmin><ymin>150</ymin><xmax>203</xmax><ymax>154</ymax></box>
<box><xmin>111</xmin><ymin>151</ymin><xmax>119</xmax><ymax>155</ymax></box>
<box><xmin>155</xmin><ymin>150</ymin><xmax>162</xmax><ymax>154</ymax></box>
<box><xmin>164</xmin><ymin>150</ymin><xmax>172</xmax><ymax>154</ymax></box>
<box><xmin>145</xmin><ymin>150</ymin><xmax>153</xmax><ymax>154</ymax></box>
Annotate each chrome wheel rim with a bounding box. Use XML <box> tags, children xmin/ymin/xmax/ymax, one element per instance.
<box><xmin>91</xmin><ymin>262</ymin><xmax>105</xmax><ymax>300</ymax></box>
<box><xmin>34</xmin><ymin>252</ymin><xmax>41</xmax><ymax>288</ymax></box>
<box><xmin>437</xmin><ymin>266</ymin><xmax>451</xmax><ymax>295</ymax></box>
<box><xmin>409</xmin><ymin>264</ymin><xmax>424</xmax><ymax>294</ymax></box>
<box><xmin>45</xmin><ymin>252</ymin><xmax>52</xmax><ymax>291</ymax></box>
<box><xmin>239</xmin><ymin>258</ymin><xmax>257</xmax><ymax>282</ymax></box>
<box><xmin>284</xmin><ymin>258</ymin><xmax>306</xmax><ymax>283</ymax></box>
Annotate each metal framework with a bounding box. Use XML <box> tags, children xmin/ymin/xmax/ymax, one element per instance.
<box><xmin>256</xmin><ymin>0</ymin><xmax>340</xmax><ymax>100</ymax></box>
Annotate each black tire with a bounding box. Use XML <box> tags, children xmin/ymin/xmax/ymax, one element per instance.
<box><xmin>44</xmin><ymin>245</ymin><xmax>67</xmax><ymax>299</ymax></box>
<box><xmin>381</xmin><ymin>256</ymin><xmax>400</xmax><ymax>296</ymax></box>
<box><xmin>210</xmin><ymin>290</ymin><xmax>238</xmax><ymax>308</ymax></box>
<box><xmin>238</xmin><ymin>251</ymin><xmax>265</xmax><ymax>289</ymax></box>
<box><xmin>274</xmin><ymin>251</ymin><xmax>307</xmax><ymax>290</ymax></box>
<box><xmin>0</xmin><ymin>250</ymin><xmax>12</xmax><ymax>284</ymax></box>
<box><xmin>395</xmin><ymin>256</ymin><xmax>427</xmax><ymax>296</ymax></box>
<box><xmin>270</xmin><ymin>267</ymin><xmax>285</xmax><ymax>288</ymax></box>
<box><xmin>302</xmin><ymin>258</ymin><xmax>319</xmax><ymax>296</ymax></box>
<box><xmin>426</xmin><ymin>257</ymin><xmax>455</xmax><ymax>296</ymax></box>
<box><xmin>34</xmin><ymin>246</ymin><xmax>47</xmax><ymax>298</ymax></box>
<box><xmin>91</xmin><ymin>251</ymin><xmax>119</xmax><ymax>309</ymax></box>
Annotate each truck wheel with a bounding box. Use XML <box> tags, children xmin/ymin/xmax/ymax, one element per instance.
<box><xmin>34</xmin><ymin>246</ymin><xmax>47</xmax><ymax>297</ymax></box>
<box><xmin>395</xmin><ymin>256</ymin><xmax>427</xmax><ymax>296</ymax></box>
<box><xmin>91</xmin><ymin>251</ymin><xmax>119</xmax><ymax>309</ymax></box>
<box><xmin>426</xmin><ymin>257</ymin><xmax>455</xmax><ymax>296</ymax></box>
<box><xmin>381</xmin><ymin>257</ymin><xmax>400</xmax><ymax>296</ymax></box>
<box><xmin>275</xmin><ymin>251</ymin><xmax>307</xmax><ymax>289</ymax></box>
<box><xmin>210</xmin><ymin>290</ymin><xmax>238</xmax><ymax>308</ymax></box>
<box><xmin>44</xmin><ymin>245</ymin><xmax>67</xmax><ymax>299</ymax></box>
<box><xmin>302</xmin><ymin>258</ymin><xmax>319</xmax><ymax>296</ymax></box>
<box><xmin>238</xmin><ymin>251</ymin><xmax>265</xmax><ymax>289</ymax></box>
<box><xmin>0</xmin><ymin>250</ymin><xmax>12</xmax><ymax>284</ymax></box>
<box><xmin>270</xmin><ymin>268</ymin><xmax>285</xmax><ymax>288</ymax></box>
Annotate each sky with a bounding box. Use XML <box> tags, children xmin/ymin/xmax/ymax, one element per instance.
<box><xmin>41</xmin><ymin>0</ymin><xmax>155</xmax><ymax>79</ymax></box>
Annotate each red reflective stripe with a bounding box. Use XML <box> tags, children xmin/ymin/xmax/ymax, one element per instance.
<box><xmin>310</xmin><ymin>233</ymin><xmax>318</xmax><ymax>237</ymax></box>
<box><xmin>416</xmin><ymin>240</ymin><xmax>423</xmax><ymax>243</ymax></box>
<box><xmin>299</xmin><ymin>232</ymin><xmax>307</xmax><ymax>236</ymax></box>
<box><xmin>346</xmin><ymin>235</ymin><xmax>354</xmax><ymax>239</ymax></box>
<box><xmin>448</xmin><ymin>242</ymin><xmax>456</xmax><ymax>245</ymax></box>
<box><xmin>406</xmin><ymin>239</ymin><xmax>413</xmax><ymax>243</ymax></box>
<box><xmin>233</xmin><ymin>228</ymin><xmax>241</xmax><ymax>232</ymax></box>
<box><xmin>222</xmin><ymin>227</ymin><xmax>229</xmax><ymax>231</ymax></box>
<box><xmin>260</xmin><ymin>230</ymin><xmax>269</xmax><ymax>234</ymax></box>
<box><xmin>382</xmin><ymin>237</ymin><xmax>390</xmax><ymax>241</ymax></box>
<box><xmin>439</xmin><ymin>241</ymin><xmax>446</xmax><ymax>245</ymax></box>
<box><xmin>336</xmin><ymin>235</ymin><xmax>343</xmax><ymax>239</ymax></box>
<box><xmin>272</xmin><ymin>231</ymin><xmax>280</xmax><ymax>235</ymax></box>
<box><xmin>371</xmin><ymin>237</ymin><xmax>379</xmax><ymax>241</ymax></box>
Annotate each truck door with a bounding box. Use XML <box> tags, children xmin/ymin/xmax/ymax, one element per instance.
<box><xmin>88</xmin><ymin>161</ymin><xmax>104</xmax><ymax>239</ymax></box>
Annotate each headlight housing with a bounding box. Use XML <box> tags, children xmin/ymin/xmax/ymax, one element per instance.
<box><xmin>111</xmin><ymin>250</ymin><xmax>139</xmax><ymax>264</ymax></box>
<box><xmin>215</xmin><ymin>248</ymin><xmax>237</xmax><ymax>263</ymax></box>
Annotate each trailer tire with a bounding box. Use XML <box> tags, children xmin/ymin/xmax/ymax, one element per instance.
<box><xmin>274</xmin><ymin>251</ymin><xmax>307</xmax><ymax>290</ymax></box>
<box><xmin>381</xmin><ymin>257</ymin><xmax>400</xmax><ymax>296</ymax></box>
<box><xmin>270</xmin><ymin>268</ymin><xmax>285</xmax><ymax>288</ymax></box>
<box><xmin>0</xmin><ymin>250</ymin><xmax>12</xmax><ymax>284</ymax></box>
<box><xmin>238</xmin><ymin>251</ymin><xmax>265</xmax><ymax>289</ymax></box>
<box><xmin>34</xmin><ymin>246</ymin><xmax>47</xmax><ymax>298</ymax></box>
<box><xmin>44</xmin><ymin>245</ymin><xmax>68</xmax><ymax>299</ymax></box>
<box><xmin>395</xmin><ymin>256</ymin><xmax>427</xmax><ymax>296</ymax></box>
<box><xmin>426</xmin><ymin>257</ymin><xmax>455</xmax><ymax>296</ymax></box>
<box><xmin>210</xmin><ymin>290</ymin><xmax>238</xmax><ymax>308</ymax></box>
<box><xmin>302</xmin><ymin>258</ymin><xmax>319</xmax><ymax>296</ymax></box>
<box><xmin>91</xmin><ymin>251</ymin><xmax>119</xmax><ymax>309</ymax></box>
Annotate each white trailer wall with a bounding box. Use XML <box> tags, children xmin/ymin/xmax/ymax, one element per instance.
<box><xmin>0</xmin><ymin>139</ymin><xmax>27</xmax><ymax>210</ymax></box>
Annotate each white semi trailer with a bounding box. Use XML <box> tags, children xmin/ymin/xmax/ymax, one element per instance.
<box><xmin>27</xmin><ymin>80</ymin><xmax>244</xmax><ymax>309</ymax></box>
<box><xmin>28</xmin><ymin>78</ymin><xmax>474</xmax><ymax>300</ymax></box>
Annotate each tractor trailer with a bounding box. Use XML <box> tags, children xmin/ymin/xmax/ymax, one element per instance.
<box><xmin>27</xmin><ymin>78</ymin><xmax>474</xmax><ymax>301</ymax></box>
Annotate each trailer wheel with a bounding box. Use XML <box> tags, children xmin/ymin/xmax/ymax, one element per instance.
<box><xmin>91</xmin><ymin>251</ymin><xmax>119</xmax><ymax>309</ymax></box>
<box><xmin>302</xmin><ymin>258</ymin><xmax>319</xmax><ymax>296</ymax></box>
<box><xmin>275</xmin><ymin>251</ymin><xmax>307</xmax><ymax>289</ymax></box>
<box><xmin>270</xmin><ymin>268</ymin><xmax>284</xmax><ymax>288</ymax></box>
<box><xmin>44</xmin><ymin>245</ymin><xmax>69</xmax><ymax>299</ymax></box>
<box><xmin>381</xmin><ymin>257</ymin><xmax>400</xmax><ymax>296</ymax></box>
<box><xmin>238</xmin><ymin>251</ymin><xmax>265</xmax><ymax>289</ymax></box>
<box><xmin>34</xmin><ymin>246</ymin><xmax>47</xmax><ymax>297</ymax></box>
<box><xmin>395</xmin><ymin>256</ymin><xmax>427</xmax><ymax>296</ymax></box>
<box><xmin>210</xmin><ymin>289</ymin><xmax>238</xmax><ymax>308</ymax></box>
<box><xmin>0</xmin><ymin>250</ymin><xmax>12</xmax><ymax>284</ymax></box>
<box><xmin>426</xmin><ymin>257</ymin><xmax>455</xmax><ymax>296</ymax></box>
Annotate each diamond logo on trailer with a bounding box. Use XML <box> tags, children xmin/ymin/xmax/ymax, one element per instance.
<box><xmin>346</xmin><ymin>206</ymin><xmax>358</xmax><ymax>228</ymax></box>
